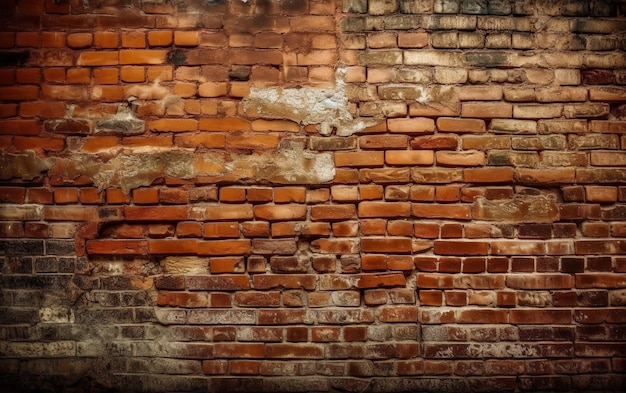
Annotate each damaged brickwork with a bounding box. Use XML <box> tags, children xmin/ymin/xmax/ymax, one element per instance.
<box><xmin>1</xmin><ymin>0</ymin><xmax>626</xmax><ymax>392</ymax></box>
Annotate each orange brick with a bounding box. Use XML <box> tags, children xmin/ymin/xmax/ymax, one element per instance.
<box><xmin>229</xmin><ymin>32</ymin><xmax>254</xmax><ymax>47</ymax></box>
<box><xmin>42</xmin><ymin>68</ymin><xmax>65</xmax><ymax>83</ymax></box>
<box><xmin>437</xmin><ymin>118</ymin><xmax>486</xmax><ymax>133</ymax></box>
<box><xmin>67</xmin><ymin>68</ymin><xmax>90</xmax><ymax>84</ymax></box>
<box><xmin>66</xmin><ymin>33</ymin><xmax>92</xmax><ymax>49</ymax></box>
<box><xmin>41</xmin><ymin>32</ymin><xmax>65</xmax><ymax>48</ymax></box>
<box><xmin>121</xmin><ymin>31</ymin><xmax>146</xmax><ymax>48</ymax></box>
<box><xmin>147</xmin><ymin>31</ymin><xmax>173</xmax><ymax>47</ymax></box>
<box><xmin>220</xmin><ymin>187</ymin><xmax>246</xmax><ymax>202</ymax></box>
<box><xmin>464</xmin><ymin>168</ymin><xmax>514</xmax><ymax>183</ymax></box>
<box><xmin>247</xmin><ymin>187</ymin><xmax>273</xmax><ymax>203</ymax></box>
<box><xmin>198</xmin><ymin>82</ymin><xmax>228</xmax><ymax>98</ymax></box>
<box><xmin>388</xmin><ymin>118</ymin><xmax>435</xmax><ymax>133</ymax></box>
<box><xmin>197</xmin><ymin>239</ymin><xmax>251</xmax><ymax>256</ymax></box>
<box><xmin>92</xmin><ymin>85</ymin><xmax>124</xmax><ymax>101</ymax></box>
<box><xmin>148</xmin><ymin>119</ymin><xmax>198</xmax><ymax>132</ymax></box>
<box><xmin>77</xmin><ymin>51</ymin><xmax>119</xmax><ymax>66</ymax></box>
<box><xmin>385</xmin><ymin>151</ymin><xmax>434</xmax><ymax>166</ymax></box>
<box><xmin>80</xmin><ymin>136</ymin><xmax>120</xmax><ymax>153</ymax></box>
<box><xmin>149</xmin><ymin>239</ymin><xmax>198</xmax><ymax>255</ymax></box>
<box><xmin>436</xmin><ymin>151</ymin><xmax>485</xmax><ymax>167</ymax></box>
<box><xmin>147</xmin><ymin>65</ymin><xmax>173</xmax><ymax>82</ymax></box>
<box><xmin>461</xmin><ymin>102</ymin><xmax>513</xmax><ymax>118</ymax></box>
<box><xmin>174</xmin><ymin>31</ymin><xmax>199</xmax><ymax>47</ymax></box>
<box><xmin>13</xmin><ymin>136</ymin><xmax>64</xmax><ymax>151</ymax></box>
<box><xmin>254</xmin><ymin>204</ymin><xmax>307</xmax><ymax>221</ymax></box>
<box><xmin>173</xmin><ymin>82</ymin><xmax>196</xmax><ymax>97</ymax></box>
<box><xmin>274</xmin><ymin>187</ymin><xmax>305</xmax><ymax>203</ymax></box>
<box><xmin>398</xmin><ymin>32</ymin><xmax>429</xmax><ymax>48</ymax></box>
<box><xmin>199</xmin><ymin>118</ymin><xmax>250</xmax><ymax>132</ymax></box>
<box><xmin>310</xmin><ymin>205</ymin><xmax>357</xmax><ymax>221</ymax></box>
<box><xmin>586</xmin><ymin>186</ymin><xmax>618</xmax><ymax>202</ymax></box>
<box><xmin>132</xmin><ymin>188</ymin><xmax>159</xmax><ymax>204</ymax></box>
<box><xmin>225</xmin><ymin>134</ymin><xmax>280</xmax><ymax>150</ymax></box>
<box><xmin>79</xmin><ymin>188</ymin><xmax>104</xmax><ymax>204</ymax></box>
<box><xmin>254</xmin><ymin>32</ymin><xmax>283</xmax><ymax>49</ymax></box>
<box><xmin>19</xmin><ymin>101</ymin><xmax>65</xmax><ymax>118</ymax></box>
<box><xmin>93</xmin><ymin>68</ymin><xmax>119</xmax><ymax>84</ymax></box>
<box><xmin>204</xmin><ymin>222</ymin><xmax>240</xmax><ymax>238</ymax></box>
<box><xmin>335</xmin><ymin>151</ymin><xmax>384</xmax><ymax>167</ymax></box>
<box><xmin>210</xmin><ymin>257</ymin><xmax>245</xmax><ymax>274</ymax></box>
<box><xmin>175</xmin><ymin>134</ymin><xmax>225</xmax><ymax>148</ymax></box>
<box><xmin>87</xmin><ymin>240</ymin><xmax>148</xmax><ymax>256</ymax></box>
<box><xmin>358</xmin><ymin>202</ymin><xmax>411</xmax><ymax>218</ymax></box>
<box><xmin>94</xmin><ymin>32</ymin><xmax>119</xmax><ymax>49</ymax></box>
<box><xmin>119</xmin><ymin>50</ymin><xmax>168</xmax><ymax>65</ymax></box>
<box><xmin>120</xmin><ymin>66</ymin><xmax>145</xmax><ymax>83</ymax></box>
<box><xmin>54</xmin><ymin>188</ymin><xmax>78</xmax><ymax>204</ymax></box>
<box><xmin>104</xmin><ymin>189</ymin><xmax>128</xmax><ymax>204</ymax></box>
<box><xmin>125</xmin><ymin>206</ymin><xmax>188</xmax><ymax>221</ymax></box>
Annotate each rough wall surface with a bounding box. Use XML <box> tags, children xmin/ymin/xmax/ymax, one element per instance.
<box><xmin>1</xmin><ymin>0</ymin><xmax>626</xmax><ymax>391</ymax></box>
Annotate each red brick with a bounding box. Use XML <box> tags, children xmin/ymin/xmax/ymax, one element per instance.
<box><xmin>124</xmin><ymin>206</ymin><xmax>188</xmax><ymax>221</ymax></box>
<box><xmin>310</xmin><ymin>205</ymin><xmax>357</xmax><ymax>221</ymax></box>
<box><xmin>464</xmin><ymin>168</ymin><xmax>514</xmax><ymax>183</ymax></box>
<box><xmin>434</xmin><ymin>240</ymin><xmax>489</xmax><ymax>256</ymax></box>
<box><xmin>457</xmin><ymin>309</ymin><xmax>508</xmax><ymax>324</ymax></box>
<box><xmin>253</xmin><ymin>275</ymin><xmax>316</xmax><ymax>290</ymax></box>
<box><xmin>203</xmin><ymin>222</ymin><xmax>239</xmax><ymax>238</ymax></box>
<box><xmin>357</xmin><ymin>273</ymin><xmax>406</xmax><ymax>289</ymax></box>
<box><xmin>361</xmin><ymin>237</ymin><xmax>412</xmax><ymax>253</ymax></box>
<box><xmin>358</xmin><ymin>202</ymin><xmax>411</xmax><ymax>218</ymax></box>
<box><xmin>510</xmin><ymin>310</ymin><xmax>572</xmax><ymax>324</ymax></box>
<box><xmin>198</xmin><ymin>240</ymin><xmax>251</xmax><ymax>256</ymax></box>
<box><xmin>412</xmin><ymin>204</ymin><xmax>471</xmax><ymax>220</ymax></box>
<box><xmin>87</xmin><ymin>240</ymin><xmax>148</xmax><ymax>255</ymax></box>
<box><xmin>205</xmin><ymin>205</ymin><xmax>254</xmax><ymax>221</ymax></box>
<box><xmin>0</xmin><ymin>86</ymin><xmax>40</xmax><ymax>101</ymax></box>
<box><xmin>177</xmin><ymin>222</ymin><xmax>202</xmax><ymax>238</ymax></box>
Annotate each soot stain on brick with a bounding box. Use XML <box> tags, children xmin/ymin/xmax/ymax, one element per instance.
<box><xmin>0</xmin><ymin>50</ymin><xmax>30</xmax><ymax>66</ymax></box>
<box><xmin>167</xmin><ymin>49</ymin><xmax>187</xmax><ymax>65</ymax></box>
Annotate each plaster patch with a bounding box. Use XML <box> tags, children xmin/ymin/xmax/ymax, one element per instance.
<box><xmin>243</xmin><ymin>69</ymin><xmax>378</xmax><ymax>136</ymax></box>
<box><xmin>51</xmin><ymin>142</ymin><xmax>334</xmax><ymax>193</ymax></box>
<box><xmin>0</xmin><ymin>151</ymin><xmax>55</xmax><ymax>180</ymax></box>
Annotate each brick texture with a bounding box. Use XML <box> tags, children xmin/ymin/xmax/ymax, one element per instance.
<box><xmin>1</xmin><ymin>0</ymin><xmax>626</xmax><ymax>392</ymax></box>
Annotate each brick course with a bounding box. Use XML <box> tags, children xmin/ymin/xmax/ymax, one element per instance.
<box><xmin>1</xmin><ymin>0</ymin><xmax>626</xmax><ymax>391</ymax></box>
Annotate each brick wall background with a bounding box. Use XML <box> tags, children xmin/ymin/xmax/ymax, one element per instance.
<box><xmin>1</xmin><ymin>0</ymin><xmax>626</xmax><ymax>391</ymax></box>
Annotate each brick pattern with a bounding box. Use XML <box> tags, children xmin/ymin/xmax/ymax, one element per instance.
<box><xmin>2</xmin><ymin>0</ymin><xmax>626</xmax><ymax>391</ymax></box>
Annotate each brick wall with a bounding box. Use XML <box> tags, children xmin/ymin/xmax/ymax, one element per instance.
<box><xmin>1</xmin><ymin>0</ymin><xmax>626</xmax><ymax>391</ymax></box>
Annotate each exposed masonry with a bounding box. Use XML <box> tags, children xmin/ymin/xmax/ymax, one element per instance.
<box><xmin>244</xmin><ymin>69</ymin><xmax>380</xmax><ymax>136</ymax></box>
<box><xmin>2</xmin><ymin>0</ymin><xmax>626</xmax><ymax>392</ymax></box>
